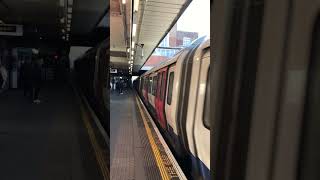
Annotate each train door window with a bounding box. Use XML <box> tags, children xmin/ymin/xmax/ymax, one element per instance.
<box><xmin>161</xmin><ymin>72</ymin><xmax>166</xmax><ymax>100</ymax></box>
<box><xmin>298</xmin><ymin>16</ymin><xmax>320</xmax><ymax>180</ymax></box>
<box><xmin>167</xmin><ymin>72</ymin><xmax>174</xmax><ymax>105</ymax></box>
<box><xmin>203</xmin><ymin>67</ymin><xmax>210</xmax><ymax>129</ymax></box>
<box><xmin>153</xmin><ymin>75</ymin><xmax>157</xmax><ymax>95</ymax></box>
<box><xmin>149</xmin><ymin>77</ymin><xmax>152</xmax><ymax>93</ymax></box>
<box><xmin>158</xmin><ymin>73</ymin><xmax>162</xmax><ymax>98</ymax></box>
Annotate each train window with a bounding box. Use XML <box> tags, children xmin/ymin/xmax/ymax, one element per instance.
<box><xmin>158</xmin><ymin>73</ymin><xmax>162</xmax><ymax>98</ymax></box>
<box><xmin>203</xmin><ymin>67</ymin><xmax>210</xmax><ymax>129</ymax></box>
<box><xmin>161</xmin><ymin>72</ymin><xmax>166</xmax><ymax>100</ymax></box>
<box><xmin>167</xmin><ymin>72</ymin><xmax>174</xmax><ymax>105</ymax></box>
<box><xmin>153</xmin><ymin>76</ymin><xmax>158</xmax><ymax>96</ymax></box>
<box><xmin>149</xmin><ymin>77</ymin><xmax>152</xmax><ymax>93</ymax></box>
<box><xmin>298</xmin><ymin>16</ymin><xmax>320</xmax><ymax>180</ymax></box>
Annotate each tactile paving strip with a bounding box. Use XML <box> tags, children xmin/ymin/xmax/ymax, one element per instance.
<box><xmin>135</xmin><ymin>96</ymin><xmax>182</xmax><ymax>180</ymax></box>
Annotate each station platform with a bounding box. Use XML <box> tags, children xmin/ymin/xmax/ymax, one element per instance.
<box><xmin>110</xmin><ymin>90</ymin><xmax>186</xmax><ymax>180</ymax></box>
<box><xmin>0</xmin><ymin>83</ymin><xmax>106</xmax><ymax>180</ymax></box>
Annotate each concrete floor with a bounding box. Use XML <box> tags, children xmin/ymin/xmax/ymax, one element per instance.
<box><xmin>0</xmin><ymin>84</ymin><xmax>102</xmax><ymax>180</ymax></box>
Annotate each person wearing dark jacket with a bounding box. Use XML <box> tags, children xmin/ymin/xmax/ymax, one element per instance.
<box><xmin>31</xmin><ymin>58</ymin><xmax>42</xmax><ymax>104</ymax></box>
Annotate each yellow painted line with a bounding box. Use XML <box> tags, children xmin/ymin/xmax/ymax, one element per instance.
<box><xmin>79</xmin><ymin>101</ymin><xmax>110</xmax><ymax>180</ymax></box>
<box><xmin>135</xmin><ymin>97</ymin><xmax>171</xmax><ymax>180</ymax></box>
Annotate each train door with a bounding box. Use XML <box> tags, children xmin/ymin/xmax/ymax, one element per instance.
<box><xmin>155</xmin><ymin>68</ymin><xmax>168</xmax><ymax>130</ymax></box>
<box><xmin>148</xmin><ymin>76</ymin><xmax>153</xmax><ymax>106</ymax></box>
<box><xmin>148</xmin><ymin>73</ymin><xmax>157</xmax><ymax>109</ymax></box>
<box><xmin>143</xmin><ymin>76</ymin><xmax>149</xmax><ymax>102</ymax></box>
<box><xmin>193</xmin><ymin>50</ymin><xmax>210</xmax><ymax>179</ymax></box>
<box><xmin>165</xmin><ymin>65</ymin><xmax>176</xmax><ymax>133</ymax></box>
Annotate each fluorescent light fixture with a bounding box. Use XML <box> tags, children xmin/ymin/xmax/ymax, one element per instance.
<box><xmin>60</xmin><ymin>18</ymin><xmax>65</xmax><ymax>23</ymax></box>
<box><xmin>122</xmin><ymin>0</ymin><xmax>126</xmax><ymax>4</ymax></box>
<box><xmin>67</xmin><ymin>19</ymin><xmax>71</xmax><ymax>23</ymax></box>
<box><xmin>67</xmin><ymin>14</ymin><xmax>72</xmax><ymax>19</ymax></box>
<box><xmin>134</xmin><ymin>0</ymin><xmax>140</xmax><ymax>12</ymax></box>
<box><xmin>68</xmin><ymin>0</ymin><xmax>73</xmax><ymax>5</ymax></box>
<box><xmin>68</xmin><ymin>7</ymin><xmax>72</xmax><ymax>13</ymax></box>
<box><xmin>127</xmin><ymin>48</ymin><xmax>130</xmax><ymax>53</ymax></box>
<box><xmin>131</xmin><ymin>50</ymin><xmax>134</xmax><ymax>55</ymax></box>
<box><xmin>67</xmin><ymin>24</ymin><xmax>71</xmax><ymax>27</ymax></box>
<box><xmin>132</xmin><ymin>41</ymin><xmax>135</xmax><ymax>48</ymax></box>
<box><xmin>131</xmin><ymin>56</ymin><xmax>133</xmax><ymax>60</ymax></box>
<box><xmin>62</xmin><ymin>29</ymin><xmax>65</xmax><ymax>33</ymax></box>
<box><xmin>67</xmin><ymin>27</ymin><xmax>71</xmax><ymax>31</ymax></box>
<box><xmin>132</xmin><ymin>24</ymin><xmax>137</xmax><ymax>37</ymax></box>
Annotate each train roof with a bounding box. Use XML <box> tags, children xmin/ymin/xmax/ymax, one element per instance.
<box><xmin>141</xmin><ymin>36</ymin><xmax>210</xmax><ymax>77</ymax></box>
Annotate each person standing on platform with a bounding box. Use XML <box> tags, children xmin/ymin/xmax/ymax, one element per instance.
<box><xmin>0</xmin><ymin>61</ymin><xmax>8</xmax><ymax>92</ymax></box>
<box><xmin>111</xmin><ymin>78</ymin><xmax>115</xmax><ymax>91</ymax></box>
<box><xmin>31</xmin><ymin>56</ymin><xmax>43</xmax><ymax>104</ymax></box>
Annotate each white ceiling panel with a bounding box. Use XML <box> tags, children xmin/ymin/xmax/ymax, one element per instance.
<box><xmin>131</xmin><ymin>0</ymin><xmax>191</xmax><ymax>71</ymax></box>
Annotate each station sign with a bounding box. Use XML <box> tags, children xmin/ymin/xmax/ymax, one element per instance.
<box><xmin>110</xmin><ymin>68</ymin><xmax>117</xmax><ymax>73</ymax></box>
<box><xmin>0</xmin><ymin>24</ymin><xmax>23</xmax><ymax>36</ymax></box>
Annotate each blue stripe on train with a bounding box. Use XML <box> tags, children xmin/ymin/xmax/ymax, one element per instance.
<box><xmin>189</xmin><ymin>153</ymin><xmax>211</xmax><ymax>180</ymax></box>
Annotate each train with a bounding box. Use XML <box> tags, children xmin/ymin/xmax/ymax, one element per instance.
<box><xmin>212</xmin><ymin>0</ymin><xmax>320</xmax><ymax>179</ymax></box>
<box><xmin>135</xmin><ymin>36</ymin><xmax>210</xmax><ymax>179</ymax></box>
<box><xmin>74</xmin><ymin>38</ymin><xmax>110</xmax><ymax>137</ymax></box>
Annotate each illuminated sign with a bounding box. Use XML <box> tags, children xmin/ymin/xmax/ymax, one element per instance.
<box><xmin>0</xmin><ymin>24</ymin><xmax>23</xmax><ymax>36</ymax></box>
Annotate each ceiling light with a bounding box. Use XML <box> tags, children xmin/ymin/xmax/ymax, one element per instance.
<box><xmin>68</xmin><ymin>7</ymin><xmax>72</xmax><ymax>13</ymax></box>
<box><xmin>132</xmin><ymin>24</ymin><xmax>137</xmax><ymax>37</ymax></box>
<box><xmin>122</xmin><ymin>0</ymin><xmax>126</xmax><ymax>4</ymax></box>
<box><xmin>131</xmin><ymin>50</ymin><xmax>134</xmax><ymax>55</ymax></box>
<box><xmin>132</xmin><ymin>41</ymin><xmax>135</xmax><ymax>48</ymax></box>
<box><xmin>67</xmin><ymin>27</ymin><xmax>71</xmax><ymax>31</ymax></box>
<box><xmin>67</xmin><ymin>14</ymin><xmax>72</xmax><ymax>19</ymax></box>
<box><xmin>127</xmin><ymin>48</ymin><xmax>130</xmax><ymax>53</ymax></box>
<box><xmin>60</xmin><ymin>18</ymin><xmax>65</xmax><ymax>23</ymax></box>
<box><xmin>134</xmin><ymin>0</ymin><xmax>140</xmax><ymax>12</ymax></box>
<box><xmin>67</xmin><ymin>24</ymin><xmax>71</xmax><ymax>28</ymax></box>
<box><xmin>62</xmin><ymin>36</ymin><xmax>65</xmax><ymax>40</ymax></box>
<box><xmin>131</xmin><ymin>56</ymin><xmax>133</xmax><ymax>60</ymax></box>
<box><xmin>68</xmin><ymin>0</ymin><xmax>73</xmax><ymax>5</ymax></box>
<box><xmin>67</xmin><ymin>19</ymin><xmax>71</xmax><ymax>23</ymax></box>
<box><xmin>62</xmin><ymin>29</ymin><xmax>65</xmax><ymax>33</ymax></box>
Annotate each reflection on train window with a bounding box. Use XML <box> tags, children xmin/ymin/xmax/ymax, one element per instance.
<box><xmin>153</xmin><ymin>76</ymin><xmax>158</xmax><ymax>96</ymax></box>
<box><xmin>167</xmin><ymin>72</ymin><xmax>174</xmax><ymax>105</ymax></box>
<box><xmin>203</xmin><ymin>67</ymin><xmax>210</xmax><ymax>129</ymax></box>
<box><xmin>299</xmin><ymin>18</ymin><xmax>320</xmax><ymax>180</ymax></box>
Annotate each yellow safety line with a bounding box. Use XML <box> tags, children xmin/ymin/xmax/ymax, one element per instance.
<box><xmin>136</xmin><ymin>97</ymin><xmax>171</xmax><ymax>180</ymax></box>
<box><xmin>80</xmin><ymin>102</ymin><xmax>110</xmax><ymax>180</ymax></box>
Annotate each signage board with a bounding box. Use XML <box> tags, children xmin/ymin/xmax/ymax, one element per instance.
<box><xmin>0</xmin><ymin>24</ymin><xmax>23</xmax><ymax>36</ymax></box>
